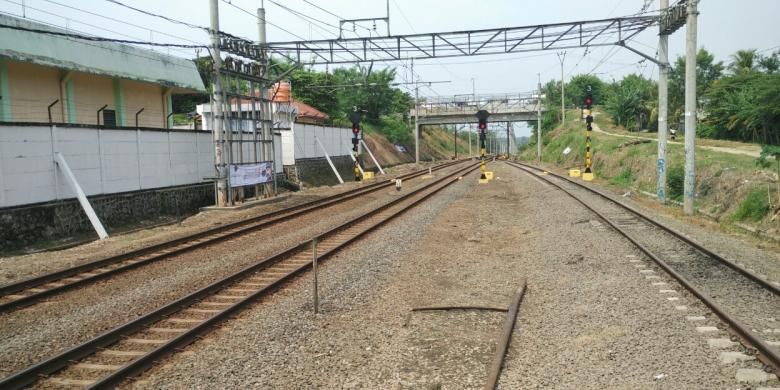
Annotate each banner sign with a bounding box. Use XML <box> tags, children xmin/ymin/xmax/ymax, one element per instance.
<box><xmin>229</xmin><ymin>162</ymin><xmax>273</xmax><ymax>187</ymax></box>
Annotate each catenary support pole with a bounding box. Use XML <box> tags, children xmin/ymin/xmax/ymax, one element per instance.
<box><xmin>506</xmin><ymin>122</ymin><xmax>510</xmax><ymax>157</ymax></box>
<box><xmin>683</xmin><ymin>0</ymin><xmax>698</xmax><ymax>215</ymax></box>
<box><xmin>657</xmin><ymin>0</ymin><xmax>670</xmax><ymax>203</ymax></box>
<box><xmin>468</xmin><ymin>125</ymin><xmax>472</xmax><ymax>158</ymax></box>
<box><xmin>413</xmin><ymin>59</ymin><xmax>420</xmax><ymax>165</ymax></box>
<box><xmin>557</xmin><ymin>51</ymin><xmax>566</xmax><ymax>126</ymax></box>
<box><xmin>537</xmin><ymin>73</ymin><xmax>542</xmax><ymax>162</ymax></box>
<box><xmin>209</xmin><ymin>0</ymin><xmax>227</xmax><ymax>206</ymax></box>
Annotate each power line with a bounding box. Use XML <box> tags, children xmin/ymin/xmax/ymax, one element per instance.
<box><xmin>221</xmin><ymin>0</ymin><xmax>306</xmax><ymax>41</ymax></box>
<box><xmin>105</xmin><ymin>0</ymin><xmax>208</xmax><ymax>32</ymax></box>
<box><xmin>44</xmin><ymin>0</ymin><xmax>202</xmax><ymax>46</ymax></box>
<box><xmin>301</xmin><ymin>0</ymin><xmax>342</xmax><ymax>20</ymax></box>
<box><xmin>268</xmin><ymin>0</ymin><xmax>338</xmax><ymax>31</ymax></box>
<box><xmin>0</xmin><ymin>22</ymin><xmax>207</xmax><ymax>48</ymax></box>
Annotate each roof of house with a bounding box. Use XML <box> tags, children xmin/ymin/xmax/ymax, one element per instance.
<box><xmin>292</xmin><ymin>100</ymin><xmax>329</xmax><ymax>120</ymax></box>
<box><xmin>0</xmin><ymin>14</ymin><xmax>206</xmax><ymax>92</ymax></box>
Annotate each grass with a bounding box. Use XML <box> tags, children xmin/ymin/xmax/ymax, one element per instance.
<box><xmin>731</xmin><ymin>188</ymin><xmax>770</xmax><ymax>222</ymax></box>
<box><xmin>521</xmin><ymin>108</ymin><xmax>777</xmax><ymax>227</ymax></box>
<box><xmin>610</xmin><ymin>167</ymin><xmax>634</xmax><ymax>187</ymax></box>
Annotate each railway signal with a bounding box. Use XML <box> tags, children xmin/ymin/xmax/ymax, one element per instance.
<box><xmin>583</xmin><ymin>86</ymin><xmax>594</xmax><ymax>181</ymax></box>
<box><xmin>475</xmin><ymin>110</ymin><xmax>490</xmax><ymax>183</ymax></box>
<box><xmin>350</xmin><ymin>109</ymin><xmax>362</xmax><ymax>181</ymax></box>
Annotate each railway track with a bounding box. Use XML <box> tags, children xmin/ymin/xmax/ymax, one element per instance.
<box><xmin>0</xmin><ymin>160</ymin><xmax>464</xmax><ymax>313</ymax></box>
<box><xmin>0</xmin><ymin>160</ymin><xmax>481</xmax><ymax>390</ymax></box>
<box><xmin>506</xmin><ymin>161</ymin><xmax>780</xmax><ymax>374</ymax></box>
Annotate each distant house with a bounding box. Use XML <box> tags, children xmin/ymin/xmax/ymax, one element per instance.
<box><xmin>291</xmin><ymin>100</ymin><xmax>329</xmax><ymax>125</ymax></box>
<box><xmin>0</xmin><ymin>14</ymin><xmax>205</xmax><ymax>128</ymax></box>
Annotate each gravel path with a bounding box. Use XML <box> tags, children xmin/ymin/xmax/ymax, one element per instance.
<box><xmin>129</xmin><ymin>162</ymin><xmax>764</xmax><ymax>389</ymax></box>
<box><xmin>0</xmin><ymin>162</ymin><xmax>465</xmax><ymax>378</ymax></box>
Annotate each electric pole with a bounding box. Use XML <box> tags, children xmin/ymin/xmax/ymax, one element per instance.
<box><xmin>657</xmin><ymin>0</ymin><xmax>669</xmax><ymax>203</ymax></box>
<box><xmin>209</xmin><ymin>0</ymin><xmax>227</xmax><ymax>207</ymax></box>
<box><xmin>412</xmin><ymin>58</ymin><xmax>419</xmax><ymax>164</ymax></box>
<box><xmin>506</xmin><ymin>122</ymin><xmax>510</xmax><ymax>157</ymax></box>
<box><xmin>537</xmin><ymin>73</ymin><xmax>542</xmax><ymax>162</ymax></box>
<box><xmin>557</xmin><ymin>51</ymin><xmax>566</xmax><ymax>126</ymax></box>
<box><xmin>683</xmin><ymin>0</ymin><xmax>698</xmax><ymax>215</ymax></box>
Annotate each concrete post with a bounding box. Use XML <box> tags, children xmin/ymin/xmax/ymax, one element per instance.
<box><xmin>657</xmin><ymin>0</ymin><xmax>670</xmax><ymax>203</ymax></box>
<box><xmin>683</xmin><ymin>0</ymin><xmax>698</xmax><ymax>215</ymax></box>
<box><xmin>414</xmin><ymin>84</ymin><xmax>419</xmax><ymax>164</ymax></box>
<box><xmin>557</xmin><ymin>51</ymin><xmax>566</xmax><ymax>126</ymax></box>
<box><xmin>209</xmin><ymin>0</ymin><xmax>227</xmax><ymax>206</ymax></box>
<box><xmin>537</xmin><ymin>74</ymin><xmax>542</xmax><ymax>162</ymax></box>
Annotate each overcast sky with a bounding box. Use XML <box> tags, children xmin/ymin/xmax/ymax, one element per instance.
<box><xmin>2</xmin><ymin>0</ymin><xmax>778</xmax><ymax>137</ymax></box>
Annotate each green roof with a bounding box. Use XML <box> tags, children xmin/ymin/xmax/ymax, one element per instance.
<box><xmin>0</xmin><ymin>14</ymin><xmax>206</xmax><ymax>92</ymax></box>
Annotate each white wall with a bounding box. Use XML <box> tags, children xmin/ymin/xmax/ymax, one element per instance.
<box><xmin>293</xmin><ymin>124</ymin><xmax>352</xmax><ymax>160</ymax></box>
<box><xmin>0</xmin><ymin>125</ymin><xmax>249</xmax><ymax>208</ymax></box>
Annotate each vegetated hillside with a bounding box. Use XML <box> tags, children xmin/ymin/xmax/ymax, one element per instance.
<box><xmin>361</xmin><ymin>125</ymin><xmax>466</xmax><ymax>171</ymax></box>
<box><xmin>520</xmin><ymin>110</ymin><xmax>779</xmax><ymax>236</ymax></box>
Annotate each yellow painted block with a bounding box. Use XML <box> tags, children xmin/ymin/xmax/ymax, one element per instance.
<box><xmin>582</xmin><ymin>172</ymin><xmax>594</xmax><ymax>181</ymax></box>
<box><xmin>569</xmin><ymin>169</ymin><xmax>581</xmax><ymax>177</ymax></box>
<box><xmin>479</xmin><ymin>178</ymin><xmax>490</xmax><ymax>184</ymax></box>
<box><xmin>485</xmin><ymin>171</ymin><xmax>494</xmax><ymax>180</ymax></box>
<box><xmin>363</xmin><ymin>171</ymin><xmax>374</xmax><ymax>179</ymax></box>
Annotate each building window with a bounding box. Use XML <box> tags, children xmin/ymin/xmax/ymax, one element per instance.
<box><xmin>103</xmin><ymin>109</ymin><xmax>116</xmax><ymax>127</ymax></box>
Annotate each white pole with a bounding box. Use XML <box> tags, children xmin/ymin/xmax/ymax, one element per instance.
<box><xmin>557</xmin><ymin>51</ymin><xmax>566</xmax><ymax>126</ymax></box>
<box><xmin>683</xmin><ymin>0</ymin><xmax>698</xmax><ymax>215</ymax></box>
<box><xmin>315</xmin><ymin>136</ymin><xmax>344</xmax><ymax>184</ymax></box>
<box><xmin>657</xmin><ymin>0</ymin><xmax>670</xmax><ymax>203</ymax></box>
<box><xmin>55</xmin><ymin>152</ymin><xmax>109</xmax><ymax>239</ymax></box>
<box><xmin>360</xmin><ymin>139</ymin><xmax>385</xmax><ymax>174</ymax></box>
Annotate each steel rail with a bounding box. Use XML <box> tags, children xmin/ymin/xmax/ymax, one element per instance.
<box><xmin>0</xmin><ymin>162</ymin><xmax>481</xmax><ymax>390</ymax></box>
<box><xmin>511</xmin><ymin>161</ymin><xmax>780</xmax><ymax>297</ymax></box>
<box><xmin>484</xmin><ymin>281</ymin><xmax>527</xmax><ymax>390</ymax></box>
<box><xmin>0</xmin><ymin>160</ymin><xmax>465</xmax><ymax>312</ymax></box>
<box><xmin>506</xmin><ymin>161</ymin><xmax>780</xmax><ymax>373</ymax></box>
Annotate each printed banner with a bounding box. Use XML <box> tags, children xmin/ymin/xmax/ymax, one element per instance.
<box><xmin>229</xmin><ymin>162</ymin><xmax>273</xmax><ymax>187</ymax></box>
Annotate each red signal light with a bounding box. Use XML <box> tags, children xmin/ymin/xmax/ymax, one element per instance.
<box><xmin>478</xmin><ymin>122</ymin><xmax>486</xmax><ymax>130</ymax></box>
<box><xmin>585</xmin><ymin>96</ymin><xmax>593</xmax><ymax>106</ymax></box>
<box><xmin>352</xmin><ymin>126</ymin><xmax>360</xmax><ymax>135</ymax></box>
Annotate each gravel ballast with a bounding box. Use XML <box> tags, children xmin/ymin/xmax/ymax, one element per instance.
<box><xmin>130</xmin><ymin>162</ymin><xmax>761</xmax><ymax>389</ymax></box>
<box><xmin>0</xmin><ymin>163</ymin><xmax>469</xmax><ymax>378</ymax></box>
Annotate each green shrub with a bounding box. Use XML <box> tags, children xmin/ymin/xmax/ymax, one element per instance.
<box><xmin>610</xmin><ymin>167</ymin><xmax>634</xmax><ymax>187</ymax></box>
<box><xmin>731</xmin><ymin>188</ymin><xmax>770</xmax><ymax>222</ymax></box>
<box><xmin>667</xmin><ymin>165</ymin><xmax>685</xmax><ymax>200</ymax></box>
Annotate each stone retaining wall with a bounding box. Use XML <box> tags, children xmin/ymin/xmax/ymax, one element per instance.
<box><xmin>0</xmin><ymin>183</ymin><xmax>213</xmax><ymax>250</ymax></box>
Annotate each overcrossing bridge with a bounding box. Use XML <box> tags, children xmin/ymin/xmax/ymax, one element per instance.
<box><xmin>412</xmin><ymin>92</ymin><xmax>543</xmax><ymax>126</ymax></box>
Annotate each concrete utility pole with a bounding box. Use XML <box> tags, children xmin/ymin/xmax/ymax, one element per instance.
<box><xmin>468</xmin><ymin>124</ymin><xmax>472</xmax><ymax>157</ymax></box>
<box><xmin>683</xmin><ymin>0</ymin><xmax>698</xmax><ymax>215</ymax></box>
<box><xmin>209</xmin><ymin>0</ymin><xmax>227</xmax><ymax>207</ymax></box>
<box><xmin>656</xmin><ymin>0</ymin><xmax>669</xmax><ymax>203</ymax></box>
<box><xmin>413</xmin><ymin>59</ymin><xmax>419</xmax><ymax>164</ymax></box>
<box><xmin>537</xmin><ymin>73</ymin><xmax>542</xmax><ymax>162</ymax></box>
<box><xmin>506</xmin><ymin>122</ymin><xmax>510</xmax><ymax>157</ymax></box>
<box><xmin>557</xmin><ymin>51</ymin><xmax>566</xmax><ymax>126</ymax></box>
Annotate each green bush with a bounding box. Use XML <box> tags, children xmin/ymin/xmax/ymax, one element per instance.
<box><xmin>667</xmin><ymin>165</ymin><xmax>685</xmax><ymax>200</ymax></box>
<box><xmin>610</xmin><ymin>167</ymin><xmax>634</xmax><ymax>187</ymax></box>
<box><xmin>731</xmin><ymin>188</ymin><xmax>770</xmax><ymax>222</ymax></box>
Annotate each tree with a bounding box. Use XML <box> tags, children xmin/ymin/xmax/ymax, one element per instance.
<box><xmin>668</xmin><ymin>48</ymin><xmax>724</xmax><ymax>124</ymax></box>
<box><xmin>729</xmin><ymin>49</ymin><xmax>758</xmax><ymax>74</ymax></box>
<box><xmin>703</xmin><ymin>72</ymin><xmax>780</xmax><ymax>144</ymax></box>
<box><xmin>566</xmin><ymin>74</ymin><xmax>606</xmax><ymax>108</ymax></box>
<box><xmin>603</xmin><ymin>74</ymin><xmax>656</xmax><ymax>131</ymax></box>
<box><xmin>758</xmin><ymin>51</ymin><xmax>780</xmax><ymax>74</ymax></box>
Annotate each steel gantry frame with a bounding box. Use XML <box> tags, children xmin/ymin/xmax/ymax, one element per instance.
<box><xmin>265</xmin><ymin>16</ymin><xmax>658</xmax><ymax>65</ymax></box>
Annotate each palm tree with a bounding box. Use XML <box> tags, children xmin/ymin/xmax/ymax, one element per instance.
<box><xmin>758</xmin><ymin>52</ymin><xmax>780</xmax><ymax>74</ymax></box>
<box><xmin>729</xmin><ymin>49</ymin><xmax>758</xmax><ymax>73</ymax></box>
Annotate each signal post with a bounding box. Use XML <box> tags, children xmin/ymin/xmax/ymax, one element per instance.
<box><xmin>476</xmin><ymin>110</ymin><xmax>491</xmax><ymax>184</ymax></box>
<box><xmin>350</xmin><ymin>110</ymin><xmax>363</xmax><ymax>182</ymax></box>
<box><xmin>582</xmin><ymin>86</ymin><xmax>594</xmax><ymax>181</ymax></box>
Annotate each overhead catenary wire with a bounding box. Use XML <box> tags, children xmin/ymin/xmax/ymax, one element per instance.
<box><xmin>0</xmin><ymin>22</ymin><xmax>207</xmax><ymax>48</ymax></box>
